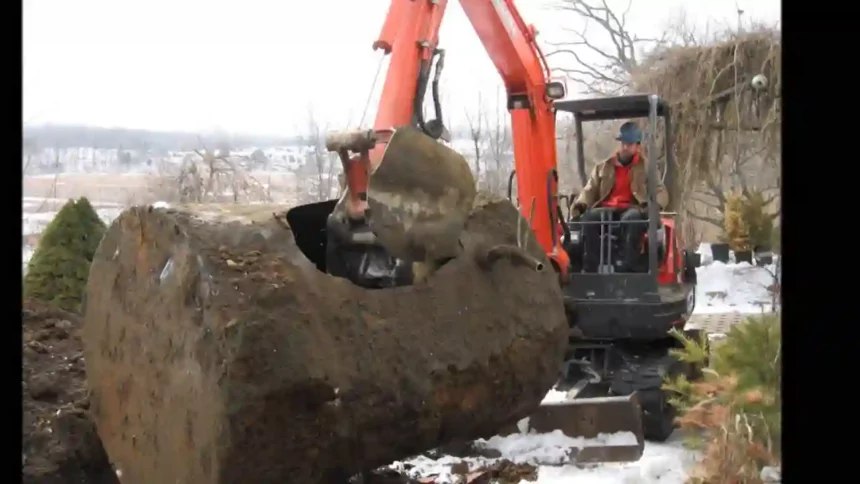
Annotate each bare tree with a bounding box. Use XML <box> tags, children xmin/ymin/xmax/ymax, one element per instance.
<box><xmin>464</xmin><ymin>92</ymin><xmax>485</xmax><ymax>189</ymax></box>
<box><xmin>545</xmin><ymin>0</ymin><xmax>665</xmax><ymax>94</ymax></box>
<box><xmin>636</xmin><ymin>19</ymin><xmax>782</xmax><ymax>237</ymax></box>
<box><xmin>546</xmin><ymin>0</ymin><xmax>781</xmax><ymax>246</ymax></box>
<box><xmin>303</xmin><ymin>107</ymin><xmax>340</xmax><ymax>202</ymax></box>
<box><xmin>687</xmin><ymin>131</ymin><xmax>780</xmax><ymax>231</ymax></box>
<box><xmin>173</xmin><ymin>137</ymin><xmax>270</xmax><ymax>204</ymax></box>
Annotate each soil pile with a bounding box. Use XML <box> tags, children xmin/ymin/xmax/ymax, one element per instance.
<box><xmin>22</xmin><ymin>299</ymin><xmax>118</xmax><ymax>484</ymax></box>
<box><xmin>83</xmin><ymin>194</ymin><xmax>568</xmax><ymax>484</ymax></box>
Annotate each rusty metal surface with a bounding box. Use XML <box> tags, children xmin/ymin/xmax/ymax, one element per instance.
<box><xmin>685</xmin><ymin>312</ymin><xmax>759</xmax><ymax>334</ymax></box>
<box><xmin>526</xmin><ymin>393</ymin><xmax>645</xmax><ymax>463</ymax></box>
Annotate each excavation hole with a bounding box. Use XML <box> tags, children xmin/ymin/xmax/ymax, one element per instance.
<box><xmin>286</xmin><ymin>199</ymin><xmax>337</xmax><ymax>274</ymax></box>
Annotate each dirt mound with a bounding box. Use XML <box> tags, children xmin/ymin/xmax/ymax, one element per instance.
<box><xmin>22</xmin><ymin>299</ymin><xmax>118</xmax><ymax>484</ymax></box>
<box><xmin>83</xmin><ymin>195</ymin><xmax>568</xmax><ymax>483</ymax></box>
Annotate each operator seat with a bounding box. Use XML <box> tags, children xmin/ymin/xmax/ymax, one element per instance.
<box><xmin>563</xmin><ymin>208</ymin><xmax>666</xmax><ymax>274</ymax></box>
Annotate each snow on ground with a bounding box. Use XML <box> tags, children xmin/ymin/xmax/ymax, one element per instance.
<box><xmin>22</xmin><ymin>196</ymin><xmax>124</xmax><ymax>208</ymax></box>
<box><xmin>400</xmin><ymin>383</ymin><xmax>703</xmax><ymax>483</ymax></box>
<box><xmin>23</xmin><ymin>207</ymin><xmax>123</xmax><ymax>237</ymax></box>
<box><xmin>396</xmin><ymin>430</ymin><xmax>696</xmax><ymax>484</ymax></box>
<box><xmin>695</xmin><ymin>243</ymin><xmax>779</xmax><ymax>314</ymax></box>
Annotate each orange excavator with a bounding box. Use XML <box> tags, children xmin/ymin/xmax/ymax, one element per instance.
<box><xmin>286</xmin><ymin>0</ymin><xmax>703</xmax><ymax>450</ymax></box>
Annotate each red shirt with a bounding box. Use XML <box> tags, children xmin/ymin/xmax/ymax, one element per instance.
<box><xmin>601</xmin><ymin>153</ymin><xmax>640</xmax><ymax>209</ymax></box>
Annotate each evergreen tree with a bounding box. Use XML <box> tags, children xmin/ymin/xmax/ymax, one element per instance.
<box><xmin>663</xmin><ymin>315</ymin><xmax>781</xmax><ymax>481</ymax></box>
<box><xmin>24</xmin><ymin>197</ymin><xmax>106</xmax><ymax>312</ymax></box>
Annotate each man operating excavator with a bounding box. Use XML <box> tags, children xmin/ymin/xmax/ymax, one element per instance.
<box><xmin>569</xmin><ymin>121</ymin><xmax>669</xmax><ymax>273</ymax></box>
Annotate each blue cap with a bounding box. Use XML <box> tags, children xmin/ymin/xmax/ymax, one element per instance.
<box><xmin>616</xmin><ymin>121</ymin><xmax>642</xmax><ymax>144</ymax></box>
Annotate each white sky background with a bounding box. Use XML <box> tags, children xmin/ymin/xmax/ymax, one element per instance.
<box><xmin>23</xmin><ymin>0</ymin><xmax>780</xmax><ymax>137</ymax></box>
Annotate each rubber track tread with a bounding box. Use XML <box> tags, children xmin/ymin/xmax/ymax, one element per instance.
<box><xmin>609</xmin><ymin>352</ymin><xmax>686</xmax><ymax>442</ymax></box>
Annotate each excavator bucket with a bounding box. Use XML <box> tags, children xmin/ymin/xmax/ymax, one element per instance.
<box><xmin>326</xmin><ymin>126</ymin><xmax>477</xmax><ymax>262</ymax></box>
<box><xmin>522</xmin><ymin>393</ymin><xmax>645</xmax><ymax>463</ymax></box>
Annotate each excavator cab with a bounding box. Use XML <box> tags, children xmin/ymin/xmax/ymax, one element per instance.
<box><xmin>553</xmin><ymin>94</ymin><xmax>698</xmax><ymax>339</ymax></box>
<box><xmin>548</xmin><ymin>94</ymin><xmax>704</xmax><ymax>442</ymax></box>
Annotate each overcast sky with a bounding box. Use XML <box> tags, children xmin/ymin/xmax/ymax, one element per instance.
<box><xmin>23</xmin><ymin>0</ymin><xmax>780</xmax><ymax>136</ymax></box>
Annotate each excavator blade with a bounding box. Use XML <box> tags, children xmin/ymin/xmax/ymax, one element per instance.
<box><xmin>368</xmin><ymin>126</ymin><xmax>477</xmax><ymax>262</ymax></box>
<box><xmin>524</xmin><ymin>393</ymin><xmax>645</xmax><ymax>463</ymax></box>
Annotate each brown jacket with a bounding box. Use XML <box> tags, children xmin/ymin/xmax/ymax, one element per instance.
<box><xmin>573</xmin><ymin>154</ymin><xmax>669</xmax><ymax>210</ymax></box>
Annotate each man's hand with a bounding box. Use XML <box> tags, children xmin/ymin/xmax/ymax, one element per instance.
<box><xmin>569</xmin><ymin>203</ymin><xmax>587</xmax><ymax>220</ymax></box>
<box><xmin>639</xmin><ymin>202</ymin><xmax>661</xmax><ymax>214</ymax></box>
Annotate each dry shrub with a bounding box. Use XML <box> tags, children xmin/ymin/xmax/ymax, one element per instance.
<box><xmin>631</xmin><ymin>27</ymin><xmax>781</xmax><ymax>246</ymax></box>
<box><xmin>665</xmin><ymin>315</ymin><xmax>781</xmax><ymax>483</ymax></box>
<box><xmin>133</xmin><ymin>152</ymin><xmax>273</xmax><ymax>206</ymax></box>
<box><xmin>723</xmin><ymin>193</ymin><xmax>749</xmax><ymax>251</ymax></box>
<box><xmin>632</xmin><ymin>27</ymin><xmax>781</xmax><ymax>174</ymax></box>
<box><xmin>723</xmin><ymin>191</ymin><xmax>774</xmax><ymax>251</ymax></box>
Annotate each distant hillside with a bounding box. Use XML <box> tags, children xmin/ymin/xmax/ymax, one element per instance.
<box><xmin>22</xmin><ymin>124</ymin><xmax>305</xmax><ymax>153</ymax></box>
<box><xmin>22</xmin><ymin>123</ymin><xmax>490</xmax><ymax>153</ymax></box>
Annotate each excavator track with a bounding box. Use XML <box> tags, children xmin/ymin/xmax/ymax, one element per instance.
<box><xmin>562</xmin><ymin>329</ymin><xmax>707</xmax><ymax>443</ymax></box>
<box><xmin>608</xmin><ymin>351</ymin><xmax>692</xmax><ymax>442</ymax></box>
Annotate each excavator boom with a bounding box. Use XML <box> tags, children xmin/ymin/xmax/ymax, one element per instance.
<box><xmin>460</xmin><ymin>0</ymin><xmax>569</xmax><ymax>276</ymax></box>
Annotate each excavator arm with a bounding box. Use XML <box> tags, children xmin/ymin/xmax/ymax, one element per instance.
<box><xmin>459</xmin><ymin>0</ymin><xmax>570</xmax><ymax>276</ymax></box>
<box><xmin>329</xmin><ymin>0</ymin><xmax>570</xmax><ymax>281</ymax></box>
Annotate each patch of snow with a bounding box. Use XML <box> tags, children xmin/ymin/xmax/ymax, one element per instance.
<box><xmin>695</xmin><ymin>243</ymin><xmax>714</xmax><ymax>265</ymax></box>
<box><xmin>22</xmin><ymin>196</ymin><xmax>124</xmax><ymax>208</ymax></box>
<box><xmin>536</xmin><ymin>435</ymin><xmax>697</xmax><ymax>483</ymax></box>
<box><xmin>707</xmin><ymin>333</ymin><xmax>727</xmax><ymax>342</ymax></box>
<box><xmin>484</xmin><ymin>430</ymin><xmax>639</xmax><ymax>465</ymax></box>
<box><xmin>22</xmin><ymin>212</ymin><xmax>58</xmax><ymax>235</ymax></box>
<box><xmin>397</xmin><ymin>432</ymin><xmax>698</xmax><ymax>484</ymax></box>
<box><xmin>541</xmin><ymin>388</ymin><xmax>570</xmax><ymax>404</ymax></box>
<box><xmin>761</xmin><ymin>465</ymin><xmax>781</xmax><ymax>482</ymax></box>
<box><xmin>22</xmin><ymin>246</ymin><xmax>34</xmax><ymax>273</ymax></box>
<box><xmin>516</xmin><ymin>417</ymin><xmax>530</xmax><ymax>434</ymax></box>
<box><xmin>97</xmin><ymin>208</ymin><xmax>123</xmax><ymax>225</ymax></box>
<box><xmin>694</xmin><ymin>260</ymin><xmax>777</xmax><ymax>314</ymax></box>
<box><xmin>152</xmin><ymin>201</ymin><xmax>171</xmax><ymax>209</ymax></box>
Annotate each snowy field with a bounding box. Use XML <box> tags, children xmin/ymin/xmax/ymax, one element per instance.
<box><xmin>20</xmin><ymin>200</ymin><xmax>778</xmax><ymax>482</ymax></box>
